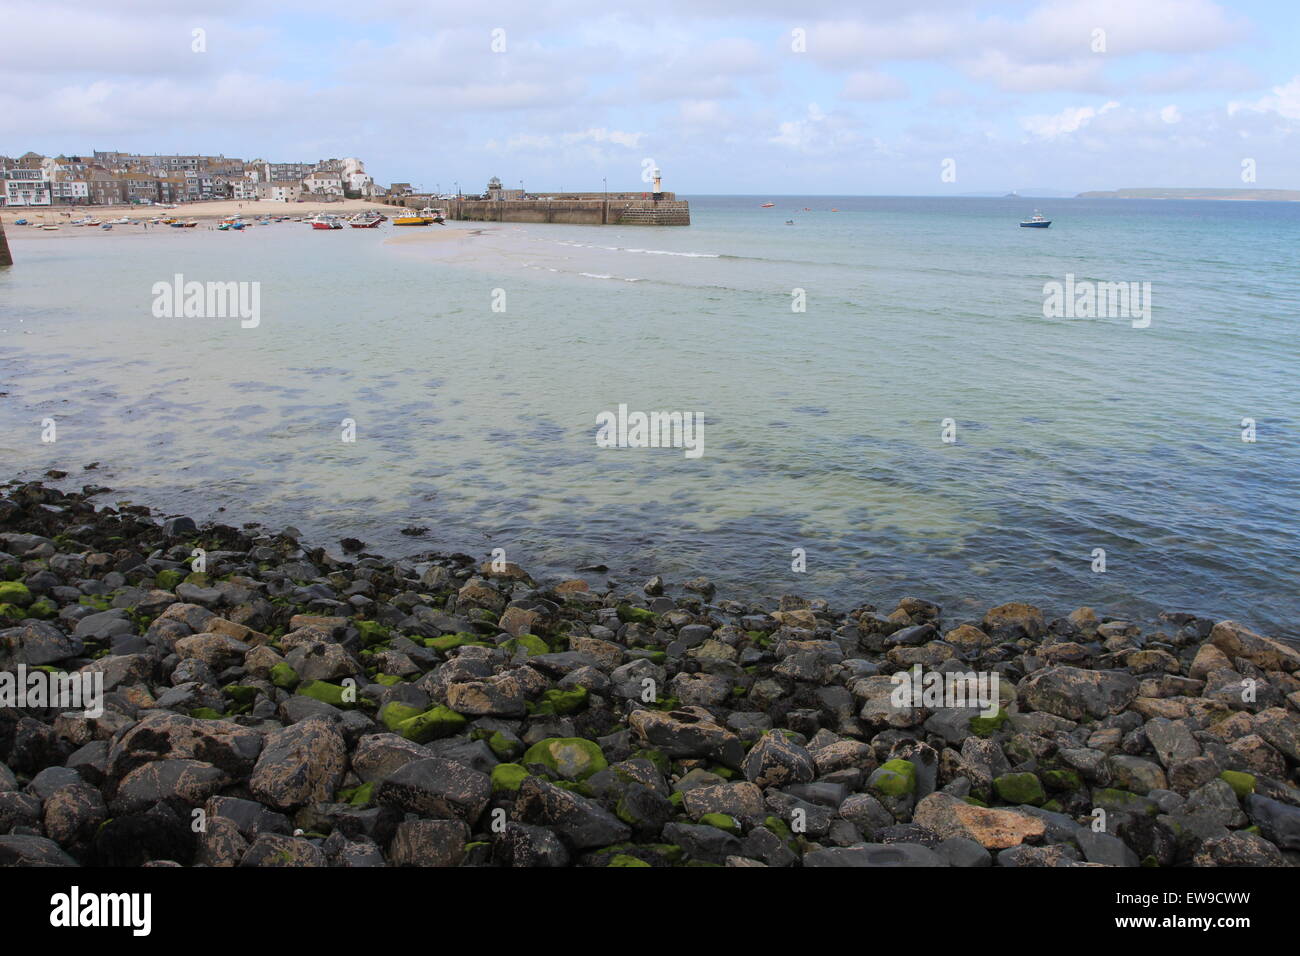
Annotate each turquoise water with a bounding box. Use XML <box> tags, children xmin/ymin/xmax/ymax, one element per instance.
<box><xmin>1</xmin><ymin>197</ymin><xmax>1297</xmax><ymax>636</ymax></box>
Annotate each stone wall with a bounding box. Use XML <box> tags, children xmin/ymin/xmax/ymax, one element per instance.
<box><xmin>434</xmin><ymin>198</ymin><xmax>690</xmax><ymax>226</ymax></box>
<box><xmin>0</xmin><ymin>218</ymin><xmax>11</xmax><ymax>267</ymax></box>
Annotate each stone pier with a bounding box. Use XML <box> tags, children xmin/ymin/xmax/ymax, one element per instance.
<box><xmin>0</xmin><ymin>218</ymin><xmax>12</xmax><ymax>266</ymax></box>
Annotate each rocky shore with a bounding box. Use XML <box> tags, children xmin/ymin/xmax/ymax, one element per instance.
<box><xmin>1</xmin><ymin>479</ymin><xmax>1298</xmax><ymax>868</ymax></box>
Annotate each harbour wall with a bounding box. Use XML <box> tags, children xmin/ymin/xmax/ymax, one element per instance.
<box><xmin>0</xmin><ymin>218</ymin><xmax>11</xmax><ymax>266</ymax></box>
<box><xmin>389</xmin><ymin>195</ymin><xmax>690</xmax><ymax>226</ymax></box>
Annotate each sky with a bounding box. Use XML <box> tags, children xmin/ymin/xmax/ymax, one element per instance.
<box><xmin>2</xmin><ymin>0</ymin><xmax>1298</xmax><ymax>194</ymax></box>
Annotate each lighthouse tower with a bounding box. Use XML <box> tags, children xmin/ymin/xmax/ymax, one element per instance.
<box><xmin>652</xmin><ymin>167</ymin><xmax>663</xmax><ymax>201</ymax></box>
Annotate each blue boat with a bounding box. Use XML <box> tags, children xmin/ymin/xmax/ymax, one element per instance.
<box><xmin>1020</xmin><ymin>210</ymin><xmax>1051</xmax><ymax>228</ymax></box>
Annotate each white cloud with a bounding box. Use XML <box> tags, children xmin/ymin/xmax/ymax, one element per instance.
<box><xmin>1160</xmin><ymin>104</ymin><xmax>1181</xmax><ymax>124</ymax></box>
<box><xmin>1229</xmin><ymin>76</ymin><xmax>1300</xmax><ymax>121</ymax></box>
<box><xmin>1020</xmin><ymin>100</ymin><xmax>1119</xmax><ymax>138</ymax></box>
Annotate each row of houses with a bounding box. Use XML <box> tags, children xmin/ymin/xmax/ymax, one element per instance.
<box><xmin>0</xmin><ymin>151</ymin><xmax>384</xmax><ymax>206</ymax></box>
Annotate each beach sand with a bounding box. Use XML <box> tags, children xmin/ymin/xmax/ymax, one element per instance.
<box><xmin>0</xmin><ymin>198</ymin><xmax>399</xmax><ymax>232</ymax></box>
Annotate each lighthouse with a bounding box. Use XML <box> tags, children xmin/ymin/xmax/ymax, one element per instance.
<box><xmin>652</xmin><ymin>167</ymin><xmax>663</xmax><ymax>200</ymax></box>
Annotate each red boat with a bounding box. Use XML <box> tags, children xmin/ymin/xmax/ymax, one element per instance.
<box><xmin>309</xmin><ymin>216</ymin><xmax>343</xmax><ymax>230</ymax></box>
<box><xmin>347</xmin><ymin>214</ymin><xmax>382</xmax><ymax>228</ymax></box>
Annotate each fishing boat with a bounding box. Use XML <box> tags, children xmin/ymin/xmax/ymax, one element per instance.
<box><xmin>348</xmin><ymin>213</ymin><xmax>383</xmax><ymax>228</ymax></box>
<box><xmin>785</xmin><ymin>219</ymin><xmax>795</xmax><ymax>225</ymax></box>
<box><xmin>14</xmin><ymin>218</ymin><xmax>27</xmax><ymax>225</ymax></box>
<box><xmin>1020</xmin><ymin>210</ymin><xmax>1051</xmax><ymax>228</ymax></box>
<box><xmin>393</xmin><ymin>213</ymin><xmax>430</xmax><ymax>226</ymax></box>
<box><xmin>41</xmin><ymin>224</ymin><xmax>58</xmax><ymax>231</ymax></box>
<box><xmin>309</xmin><ymin>215</ymin><xmax>343</xmax><ymax>230</ymax></box>
<box><xmin>760</xmin><ymin>202</ymin><xmax>775</xmax><ymax>208</ymax></box>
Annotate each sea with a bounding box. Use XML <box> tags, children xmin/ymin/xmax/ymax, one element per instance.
<box><xmin>1</xmin><ymin>196</ymin><xmax>1297</xmax><ymax>637</ymax></box>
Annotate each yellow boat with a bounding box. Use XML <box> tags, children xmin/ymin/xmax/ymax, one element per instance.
<box><xmin>392</xmin><ymin>214</ymin><xmax>430</xmax><ymax>226</ymax></box>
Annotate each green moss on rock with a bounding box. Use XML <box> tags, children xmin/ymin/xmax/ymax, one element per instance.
<box><xmin>396</xmin><ymin>705</ymin><xmax>467</xmax><ymax>743</ymax></box>
<box><xmin>491</xmin><ymin>763</ymin><xmax>530</xmax><ymax>793</ymax></box>
<box><xmin>522</xmin><ymin>737</ymin><xmax>607</xmax><ymax>781</ymax></box>
<box><xmin>699</xmin><ymin>813</ymin><xmax>741</xmax><ymax>834</ymax></box>
<box><xmin>1219</xmin><ymin>770</ymin><xmax>1255</xmax><ymax>798</ymax></box>
<box><xmin>868</xmin><ymin>758</ymin><xmax>917</xmax><ymax>797</ymax></box>
<box><xmin>269</xmin><ymin>662</ymin><xmax>299</xmax><ymax>689</ymax></box>
<box><xmin>993</xmin><ymin>772</ymin><xmax>1045</xmax><ymax>806</ymax></box>
<box><xmin>0</xmin><ymin>581</ymin><xmax>32</xmax><ymax>607</ymax></box>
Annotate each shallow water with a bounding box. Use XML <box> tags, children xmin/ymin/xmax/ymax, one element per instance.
<box><xmin>1</xmin><ymin>197</ymin><xmax>1297</xmax><ymax>635</ymax></box>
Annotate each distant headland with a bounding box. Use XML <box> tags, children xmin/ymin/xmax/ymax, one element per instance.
<box><xmin>1076</xmin><ymin>187</ymin><xmax>1300</xmax><ymax>201</ymax></box>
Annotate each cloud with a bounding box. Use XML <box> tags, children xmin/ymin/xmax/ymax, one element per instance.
<box><xmin>1229</xmin><ymin>76</ymin><xmax>1300</xmax><ymax>121</ymax></box>
<box><xmin>1020</xmin><ymin>100</ymin><xmax>1119</xmax><ymax>138</ymax></box>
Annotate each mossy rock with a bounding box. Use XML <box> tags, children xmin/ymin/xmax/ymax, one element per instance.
<box><xmin>154</xmin><ymin>569</ymin><xmax>184</xmax><ymax>591</ymax></box>
<box><xmin>634</xmin><ymin>749</ymin><xmax>670</xmax><ymax>776</ymax></box>
<box><xmin>616</xmin><ymin>605</ymin><xmax>656</xmax><ymax>625</ymax></box>
<box><xmin>962</xmin><ymin>796</ymin><xmax>988</xmax><ymax>808</ymax></box>
<box><xmin>297</xmin><ymin>680</ymin><xmax>355</xmax><ymax>709</ymax></box>
<box><xmin>491</xmin><ymin>763</ymin><xmax>530</xmax><ymax>793</ymax></box>
<box><xmin>425</xmin><ymin>632</ymin><xmax>481</xmax><ymax>653</ymax></box>
<box><xmin>374</xmin><ymin>673</ymin><xmax>403</xmax><ymax>686</ymax></box>
<box><xmin>188</xmin><ymin>707</ymin><xmax>223</xmax><ymax>720</ymax></box>
<box><xmin>1042</xmin><ymin>769</ymin><xmax>1082</xmax><ymax>792</ymax></box>
<box><xmin>396</xmin><ymin>705</ymin><xmax>467</xmax><ymax>744</ymax></box>
<box><xmin>380</xmin><ymin>701</ymin><xmax>424</xmax><ymax>732</ymax></box>
<box><xmin>337</xmin><ymin>782</ymin><xmax>374</xmax><ymax>807</ymax></box>
<box><xmin>522</xmin><ymin>737</ymin><xmax>607</xmax><ymax>781</ymax></box>
<box><xmin>502</xmin><ymin>634</ymin><xmax>549</xmax><ymax>657</ymax></box>
<box><xmin>487</xmin><ymin>731</ymin><xmax>520</xmax><ymax>760</ymax></box>
<box><xmin>993</xmin><ymin>772</ymin><xmax>1045</xmax><ymax>806</ymax></box>
<box><xmin>1092</xmin><ymin>788</ymin><xmax>1159</xmax><ymax>816</ymax></box>
<box><xmin>25</xmin><ymin>598</ymin><xmax>57</xmax><ymax>620</ymax></box>
<box><xmin>868</xmin><ymin>758</ymin><xmax>917</xmax><ymax>797</ymax></box>
<box><xmin>699</xmin><ymin>813</ymin><xmax>741</xmax><ymax>834</ymax></box>
<box><xmin>0</xmin><ymin>603</ymin><xmax>26</xmax><ymax>619</ymax></box>
<box><xmin>532</xmin><ymin>686</ymin><xmax>588</xmax><ymax>716</ymax></box>
<box><xmin>0</xmin><ymin>581</ymin><xmax>33</xmax><ymax>607</ymax></box>
<box><xmin>269</xmin><ymin>662</ymin><xmax>299</xmax><ymax>689</ymax></box>
<box><xmin>356</xmin><ymin>620</ymin><xmax>390</xmax><ymax>647</ymax></box>
<box><xmin>608</xmin><ymin>854</ymin><xmax>651</xmax><ymax>867</ymax></box>
<box><xmin>969</xmin><ymin>707</ymin><xmax>1009</xmax><ymax>738</ymax></box>
<box><xmin>223</xmin><ymin>684</ymin><xmax>259</xmax><ymax>706</ymax></box>
<box><xmin>1219</xmin><ymin>770</ymin><xmax>1255</xmax><ymax>798</ymax></box>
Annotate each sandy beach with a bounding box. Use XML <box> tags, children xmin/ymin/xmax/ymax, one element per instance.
<box><xmin>0</xmin><ymin>198</ymin><xmax>399</xmax><ymax>231</ymax></box>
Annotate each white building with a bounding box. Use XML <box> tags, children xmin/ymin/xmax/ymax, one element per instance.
<box><xmin>301</xmin><ymin>169</ymin><xmax>344</xmax><ymax>196</ymax></box>
<box><xmin>257</xmin><ymin>180</ymin><xmax>301</xmax><ymax>202</ymax></box>
<box><xmin>4</xmin><ymin>168</ymin><xmax>52</xmax><ymax>205</ymax></box>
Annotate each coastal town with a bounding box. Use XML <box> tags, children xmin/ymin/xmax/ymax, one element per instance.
<box><xmin>0</xmin><ymin>150</ymin><xmax>391</xmax><ymax>207</ymax></box>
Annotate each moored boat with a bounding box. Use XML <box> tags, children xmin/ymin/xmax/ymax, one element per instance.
<box><xmin>309</xmin><ymin>215</ymin><xmax>344</xmax><ymax>230</ymax></box>
<box><xmin>348</xmin><ymin>214</ymin><xmax>383</xmax><ymax>228</ymax></box>
<box><xmin>1020</xmin><ymin>210</ymin><xmax>1051</xmax><ymax>228</ymax></box>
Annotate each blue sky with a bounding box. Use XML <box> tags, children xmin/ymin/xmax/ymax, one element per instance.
<box><xmin>4</xmin><ymin>0</ymin><xmax>1299</xmax><ymax>194</ymax></box>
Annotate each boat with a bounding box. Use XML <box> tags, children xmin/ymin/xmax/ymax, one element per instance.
<box><xmin>348</xmin><ymin>214</ymin><xmax>383</xmax><ymax>228</ymax></box>
<box><xmin>42</xmin><ymin>224</ymin><xmax>58</xmax><ymax>231</ymax></box>
<box><xmin>393</xmin><ymin>213</ymin><xmax>430</xmax><ymax>226</ymax></box>
<box><xmin>14</xmin><ymin>218</ymin><xmax>27</xmax><ymax>225</ymax></box>
<box><xmin>101</xmin><ymin>224</ymin><xmax>112</xmax><ymax>230</ymax></box>
<box><xmin>309</xmin><ymin>215</ymin><xmax>343</xmax><ymax>230</ymax></box>
<box><xmin>785</xmin><ymin>219</ymin><xmax>794</xmax><ymax>225</ymax></box>
<box><xmin>1020</xmin><ymin>210</ymin><xmax>1051</xmax><ymax>228</ymax></box>
<box><xmin>760</xmin><ymin>202</ymin><xmax>775</xmax><ymax>208</ymax></box>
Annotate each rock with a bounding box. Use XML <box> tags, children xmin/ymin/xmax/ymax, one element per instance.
<box><xmin>513</xmin><ymin>776</ymin><xmax>631</xmax><ymax>849</ymax></box>
<box><xmin>376</xmin><ymin>757</ymin><xmax>491</xmax><ymax>824</ymax></box>
<box><xmin>0</xmin><ymin>622</ymin><xmax>83</xmax><ymax>667</ymax></box>
<box><xmin>249</xmin><ymin>716</ymin><xmax>348</xmax><ymax>810</ymax></box>
<box><xmin>0</xmin><ymin>834</ymin><xmax>79</xmax><ymax>866</ymax></box>
<box><xmin>113</xmin><ymin>759</ymin><xmax>229</xmax><ymax>813</ymax></box>
<box><xmin>492</xmin><ymin>822</ymin><xmax>571</xmax><ymax>867</ymax></box>
<box><xmin>107</xmin><ymin>712</ymin><xmax>263</xmax><ymax>780</ymax></box>
<box><xmin>912</xmin><ymin>792</ymin><xmax>1046</xmax><ymax>849</ymax></box>
<box><xmin>627</xmin><ymin>707</ymin><xmax>744</xmax><ymax>767</ymax></box>
<box><xmin>1244</xmin><ymin>794</ymin><xmax>1300</xmax><ymax>850</ymax></box>
<box><xmin>741</xmin><ymin>732</ymin><xmax>816</xmax><ymax>789</ymax></box>
<box><xmin>521</xmin><ymin>737</ymin><xmax>607</xmax><ymax>781</ymax></box>
<box><xmin>982</xmin><ymin>602</ymin><xmax>1045</xmax><ymax>639</ymax></box>
<box><xmin>1209</xmin><ymin>620</ymin><xmax>1300</xmax><ymax>672</ymax></box>
<box><xmin>239</xmin><ymin>833</ymin><xmax>327</xmax><ymax>867</ymax></box>
<box><xmin>1018</xmin><ymin>666</ymin><xmax>1138</xmax><ymax>721</ymax></box>
<box><xmin>1192</xmin><ymin>831</ymin><xmax>1285</xmax><ymax>866</ymax></box>
<box><xmin>388</xmin><ymin>819</ymin><xmax>468</xmax><ymax>866</ymax></box>
<box><xmin>803</xmin><ymin>843</ymin><xmax>945</xmax><ymax>867</ymax></box>
<box><xmin>1075</xmin><ymin>829</ymin><xmax>1140</xmax><ymax>866</ymax></box>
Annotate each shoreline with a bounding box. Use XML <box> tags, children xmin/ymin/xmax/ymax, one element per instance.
<box><xmin>1</xmin><ymin>477</ymin><xmax>1297</xmax><ymax>868</ymax></box>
